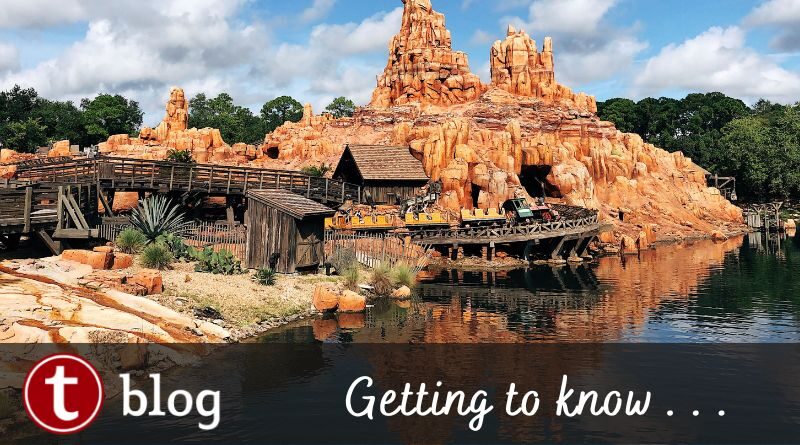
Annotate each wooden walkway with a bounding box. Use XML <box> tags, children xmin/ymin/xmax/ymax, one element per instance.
<box><xmin>13</xmin><ymin>156</ymin><xmax>362</xmax><ymax>206</ymax></box>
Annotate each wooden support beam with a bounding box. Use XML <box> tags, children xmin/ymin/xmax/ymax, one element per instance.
<box><xmin>36</xmin><ymin>229</ymin><xmax>62</xmax><ymax>255</ymax></box>
<box><xmin>98</xmin><ymin>188</ymin><xmax>114</xmax><ymax>217</ymax></box>
<box><xmin>550</xmin><ymin>236</ymin><xmax>566</xmax><ymax>260</ymax></box>
<box><xmin>23</xmin><ymin>187</ymin><xmax>32</xmax><ymax>233</ymax></box>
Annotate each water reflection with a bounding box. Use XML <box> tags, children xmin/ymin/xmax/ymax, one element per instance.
<box><xmin>261</xmin><ymin>233</ymin><xmax>800</xmax><ymax>344</ymax></box>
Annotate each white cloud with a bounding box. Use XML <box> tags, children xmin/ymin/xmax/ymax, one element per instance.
<box><xmin>0</xmin><ymin>1</ymin><xmax>86</xmax><ymax>28</ymax></box>
<box><xmin>300</xmin><ymin>0</ymin><xmax>337</xmax><ymax>23</ymax></box>
<box><xmin>501</xmin><ymin>0</ymin><xmax>647</xmax><ymax>86</ymax></box>
<box><xmin>254</xmin><ymin>7</ymin><xmax>403</xmax><ymax>110</ymax></box>
<box><xmin>0</xmin><ymin>43</ymin><xmax>19</xmax><ymax>73</ymax></box>
<box><xmin>520</xmin><ymin>0</ymin><xmax>617</xmax><ymax>35</ymax></box>
<box><xmin>633</xmin><ymin>26</ymin><xmax>800</xmax><ymax>103</ymax></box>
<box><xmin>744</xmin><ymin>0</ymin><xmax>800</xmax><ymax>51</ymax></box>
<box><xmin>0</xmin><ymin>0</ymin><xmax>266</xmax><ymax>119</ymax></box>
<box><xmin>470</xmin><ymin>29</ymin><xmax>496</xmax><ymax>45</ymax></box>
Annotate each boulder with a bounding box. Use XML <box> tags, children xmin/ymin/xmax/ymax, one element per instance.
<box><xmin>785</xmin><ymin>219</ymin><xmax>796</xmax><ymax>230</ymax></box>
<box><xmin>313</xmin><ymin>283</ymin><xmax>339</xmax><ymax>312</ymax></box>
<box><xmin>93</xmin><ymin>246</ymin><xmax>115</xmax><ymax>253</ymax></box>
<box><xmin>86</xmin><ymin>251</ymin><xmax>114</xmax><ymax>270</ymax></box>
<box><xmin>391</xmin><ymin>286</ymin><xmax>412</xmax><ymax>299</ymax></box>
<box><xmin>130</xmin><ymin>270</ymin><xmax>163</xmax><ymax>295</ymax></box>
<box><xmin>337</xmin><ymin>290</ymin><xmax>366</xmax><ymax>313</ymax></box>
<box><xmin>112</xmin><ymin>253</ymin><xmax>134</xmax><ymax>270</ymax></box>
<box><xmin>711</xmin><ymin>231</ymin><xmax>728</xmax><ymax>242</ymax></box>
<box><xmin>62</xmin><ymin>249</ymin><xmax>90</xmax><ymax>265</ymax></box>
<box><xmin>620</xmin><ymin>235</ymin><xmax>638</xmax><ymax>255</ymax></box>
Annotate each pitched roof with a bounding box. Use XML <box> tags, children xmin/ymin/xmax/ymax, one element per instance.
<box><xmin>247</xmin><ymin>190</ymin><xmax>336</xmax><ymax>220</ymax></box>
<box><xmin>340</xmin><ymin>144</ymin><xmax>429</xmax><ymax>181</ymax></box>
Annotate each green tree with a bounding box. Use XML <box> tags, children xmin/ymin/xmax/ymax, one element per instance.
<box><xmin>261</xmin><ymin>96</ymin><xmax>303</xmax><ymax>133</ymax></box>
<box><xmin>325</xmin><ymin>96</ymin><xmax>356</xmax><ymax>119</ymax></box>
<box><xmin>0</xmin><ymin>117</ymin><xmax>47</xmax><ymax>153</ymax></box>
<box><xmin>0</xmin><ymin>85</ymin><xmax>39</xmax><ymax>125</ymax></box>
<box><xmin>80</xmin><ymin>94</ymin><xmax>143</xmax><ymax>145</ymax></box>
<box><xmin>189</xmin><ymin>93</ymin><xmax>266</xmax><ymax>144</ymax></box>
<box><xmin>32</xmin><ymin>99</ymin><xmax>84</xmax><ymax>144</ymax></box>
<box><xmin>718</xmin><ymin>103</ymin><xmax>800</xmax><ymax>200</ymax></box>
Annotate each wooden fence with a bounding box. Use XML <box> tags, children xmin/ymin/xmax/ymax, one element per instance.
<box><xmin>325</xmin><ymin>231</ymin><xmax>432</xmax><ymax>272</ymax></box>
<box><xmin>99</xmin><ymin>219</ymin><xmax>247</xmax><ymax>260</ymax></box>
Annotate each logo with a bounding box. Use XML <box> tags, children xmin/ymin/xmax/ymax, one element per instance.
<box><xmin>24</xmin><ymin>354</ymin><xmax>104</xmax><ymax>435</ymax></box>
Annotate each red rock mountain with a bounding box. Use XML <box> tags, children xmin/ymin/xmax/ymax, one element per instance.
<box><xmin>262</xmin><ymin>0</ymin><xmax>743</xmax><ymax>241</ymax></box>
<box><xmin>99</xmin><ymin>0</ymin><xmax>742</xmax><ymax>242</ymax></box>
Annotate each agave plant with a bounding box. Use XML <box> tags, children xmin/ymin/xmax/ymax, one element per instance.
<box><xmin>130</xmin><ymin>195</ymin><xmax>190</xmax><ymax>241</ymax></box>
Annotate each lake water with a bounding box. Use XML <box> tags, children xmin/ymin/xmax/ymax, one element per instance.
<box><xmin>261</xmin><ymin>232</ymin><xmax>800</xmax><ymax>343</ymax></box>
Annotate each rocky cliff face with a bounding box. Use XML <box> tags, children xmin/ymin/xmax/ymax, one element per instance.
<box><xmin>99</xmin><ymin>87</ymin><xmax>258</xmax><ymax>164</ymax></box>
<box><xmin>259</xmin><ymin>0</ymin><xmax>744</xmax><ymax>241</ymax></box>
<box><xmin>370</xmin><ymin>0</ymin><xmax>484</xmax><ymax>108</ymax></box>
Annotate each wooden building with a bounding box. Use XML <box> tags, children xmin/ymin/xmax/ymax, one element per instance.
<box><xmin>245</xmin><ymin>189</ymin><xmax>336</xmax><ymax>274</ymax></box>
<box><xmin>333</xmin><ymin>144</ymin><xmax>429</xmax><ymax>204</ymax></box>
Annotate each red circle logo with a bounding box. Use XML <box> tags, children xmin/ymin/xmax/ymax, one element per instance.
<box><xmin>23</xmin><ymin>354</ymin><xmax>104</xmax><ymax>435</ymax></box>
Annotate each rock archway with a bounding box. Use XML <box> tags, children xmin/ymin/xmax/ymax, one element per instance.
<box><xmin>519</xmin><ymin>165</ymin><xmax>561</xmax><ymax>199</ymax></box>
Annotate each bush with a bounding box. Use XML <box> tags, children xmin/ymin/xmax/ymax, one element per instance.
<box><xmin>342</xmin><ymin>265</ymin><xmax>360</xmax><ymax>291</ymax></box>
<box><xmin>156</xmin><ymin>233</ymin><xmax>193</xmax><ymax>260</ymax></box>
<box><xmin>140</xmin><ymin>243</ymin><xmax>173</xmax><ymax>270</ymax></box>
<box><xmin>253</xmin><ymin>267</ymin><xmax>277</xmax><ymax>286</ymax></box>
<box><xmin>130</xmin><ymin>195</ymin><xmax>189</xmax><ymax>241</ymax></box>
<box><xmin>328</xmin><ymin>248</ymin><xmax>357</xmax><ymax>273</ymax></box>
<box><xmin>193</xmin><ymin>247</ymin><xmax>243</xmax><ymax>275</ymax></box>
<box><xmin>115</xmin><ymin>228</ymin><xmax>147</xmax><ymax>254</ymax></box>
<box><xmin>392</xmin><ymin>262</ymin><xmax>418</xmax><ymax>289</ymax></box>
<box><xmin>370</xmin><ymin>262</ymin><xmax>394</xmax><ymax>296</ymax></box>
<box><xmin>301</xmin><ymin>163</ymin><xmax>330</xmax><ymax>177</ymax></box>
<box><xmin>166</xmin><ymin>149</ymin><xmax>194</xmax><ymax>163</ymax></box>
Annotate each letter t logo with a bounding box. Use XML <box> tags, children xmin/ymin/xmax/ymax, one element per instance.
<box><xmin>45</xmin><ymin>366</ymin><xmax>79</xmax><ymax>421</ymax></box>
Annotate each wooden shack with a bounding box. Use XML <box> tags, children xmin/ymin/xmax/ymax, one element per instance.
<box><xmin>333</xmin><ymin>144</ymin><xmax>429</xmax><ymax>204</ymax></box>
<box><xmin>245</xmin><ymin>190</ymin><xmax>336</xmax><ymax>274</ymax></box>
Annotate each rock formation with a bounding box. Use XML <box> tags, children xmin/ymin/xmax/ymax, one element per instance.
<box><xmin>99</xmin><ymin>87</ymin><xmax>258</xmax><ymax>164</ymax></box>
<box><xmin>370</xmin><ymin>0</ymin><xmax>484</xmax><ymax>108</ymax></box>
<box><xmin>490</xmin><ymin>26</ymin><xmax>596</xmax><ymax>113</ymax></box>
<box><xmin>257</xmin><ymin>0</ymin><xmax>744</xmax><ymax>241</ymax></box>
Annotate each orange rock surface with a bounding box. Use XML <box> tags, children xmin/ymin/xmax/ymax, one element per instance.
<box><xmin>370</xmin><ymin>0</ymin><xmax>484</xmax><ymax>108</ymax></box>
<box><xmin>99</xmin><ymin>87</ymin><xmax>257</xmax><ymax>165</ymax></box>
<box><xmin>255</xmin><ymin>0</ymin><xmax>743</xmax><ymax>240</ymax></box>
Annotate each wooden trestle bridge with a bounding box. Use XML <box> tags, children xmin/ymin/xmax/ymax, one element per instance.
<box><xmin>1</xmin><ymin>156</ymin><xmax>606</xmax><ymax>260</ymax></box>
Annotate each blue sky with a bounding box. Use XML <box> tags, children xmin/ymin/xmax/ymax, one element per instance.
<box><xmin>0</xmin><ymin>0</ymin><xmax>798</xmax><ymax>125</ymax></box>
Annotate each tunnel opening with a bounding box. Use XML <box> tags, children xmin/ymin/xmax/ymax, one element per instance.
<box><xmin>266</xmin><ymin>146</ymin><xmax>279</xmax><ymax>159</ymax></box>
<box><xmin>519</xmin><ymin>165</ymin><xmax>561</xmax><ymax>199</ymax></box>
<box><xmin>471</xmin><ymin>183</ymin><xmax>481</xmax><ymax>208</ymax></box>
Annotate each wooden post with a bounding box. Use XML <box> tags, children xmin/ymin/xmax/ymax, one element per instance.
<box><xmin>23</xmin><ymin>187</ymin><xmax>32</xmax><ymax>233</ymax></box>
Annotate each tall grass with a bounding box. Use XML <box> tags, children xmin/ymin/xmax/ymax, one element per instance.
<box><xmin>392</xmin><ymin>262</ymin><xmax>418</xmax><ymax>289</ymax></box>
<box><xmin>342</xmin><ymin>265</ymin><xmax>361</xmax><ymax>291</ymax></box>
<box><xmin>370</xmin><ymin>262</ymin><xmax>394</xmax><ymax>296</ymax></box>
<box><xmin>140</xmin><ymin>243</ymin><xmax>173</xmax><ymax>270</ymax></box>
<box><xmin>115</xmin><ymin>228</ymin><xmax>147</xmax><ymax>254</ymax></box>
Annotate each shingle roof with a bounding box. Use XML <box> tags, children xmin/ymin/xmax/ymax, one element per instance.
<box><xmin>341</xmin><ymin>145</ymin><xmax>429</xmax><ymax>181</ymax></box>
<box><xmin>247</xmin><ymin>190</ymin><xmax>336</xmax><ymax>220</ymax></box>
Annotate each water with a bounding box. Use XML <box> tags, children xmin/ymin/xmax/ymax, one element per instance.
<box><xmin>261</xmin><ymin>232</ymin><xmax>800</xmax><ymax>343</ymax></box>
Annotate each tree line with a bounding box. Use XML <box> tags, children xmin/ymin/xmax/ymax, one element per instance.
<box><xmin>0</xmin><ymin>84</ymin><xmax>356</xmax><ymax>153</ymax></box>
<box><xmin>598</xmin><ymin>93</ymin><xmax>800</xmax><ymax>201</ymax></box>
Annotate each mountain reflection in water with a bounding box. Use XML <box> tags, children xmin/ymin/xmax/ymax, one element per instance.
<box><xmin>260</xmin><ymin>233</ymin><xmax>800</xmax><ymax>343</ymax></box>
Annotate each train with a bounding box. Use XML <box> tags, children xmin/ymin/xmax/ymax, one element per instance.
<box><xmin>325</xmin><ymin>197</ymin><xmax>560</xmax><ymax>232</ymax></box>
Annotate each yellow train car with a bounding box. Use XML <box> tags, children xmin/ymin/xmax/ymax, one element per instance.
<box><xmin>404</xmin><ymin>212</ymin><xmax>449</xmax><ymax>228</ymax></box>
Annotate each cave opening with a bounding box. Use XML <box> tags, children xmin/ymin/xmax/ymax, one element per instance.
<box><xmin>266</xmin><ymin>146</ymin><xmax>279</xmax><ymax>159</ymax></box>
<box><xmin>471</xmin><ymin>183</ymin><xmax>481</xmax><ymax>208</ymax></box>
<box><xmin>519</xmin><ymin>165</ymin><xmax>561</xmax><ymax>199</ymax></box>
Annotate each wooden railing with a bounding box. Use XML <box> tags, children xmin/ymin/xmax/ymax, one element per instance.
<box><xmin>0</xmin><ymin>182</ymin><xmax>99</xmax><ymax>236</ymax></box>
<box><xmin>13</xmin><ymin>156</ymin><xmax>362</xmax><ymax>205</ymax></box>
<box><xmin>325</xmin><ymin>231</ymin><xmax>432</xmax><ymax>272</ymax></box>
<box><xmin>99</xmin><ymin>219</ymin><xmax>248</xmax><ymax>260</ymax></box>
